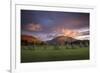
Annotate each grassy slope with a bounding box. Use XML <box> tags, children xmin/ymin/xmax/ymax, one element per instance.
<box><xmin>21</xmin><ymin>45</ymin><xmax>89</xmax><ymax>63</ymax></box>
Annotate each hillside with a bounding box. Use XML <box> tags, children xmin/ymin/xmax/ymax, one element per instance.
<box><xmin>21</xmin><ymin>35</ymin><xmax>42</xmax><ymax>45</ymax></box>
<box><xmin>46</xmin><ymin>36</ymin><xmax>89</xmax><ymax>46</ymax></box>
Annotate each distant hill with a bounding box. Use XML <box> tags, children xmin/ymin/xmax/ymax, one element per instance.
<box><xmin>47</xmin><ymin>36</ymin><xmax>76</xmax><ymax>45</ymax></box>
<box><xmin>21</xmin><ymin>35</ymin><xmax>43</xmax><ymax>45</ymax></box>
<box><xmin>21</xmin><ymin>35</ymin><xmax>89</xmax><ymax>47</ymax></box>
<box><xmin>46</xmin><ymin>36</ymin><xmax>89</xmax><ymax>46</ymax></box>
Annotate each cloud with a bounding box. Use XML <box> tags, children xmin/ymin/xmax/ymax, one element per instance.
<box><xmin>74</xmin><ymin>28</ymin><xmax>89</xmax><ymax>40</ymax></box>
<box><xmin>53</xmin><ymin>27</ymin><xmax>81</xmax><ymax>38</ymax></box>
<box><xmin>52</xmin><ymin>27</ymin><xmax>89</xmax><ymax>40</ymax></box>
<box><xmin>34</xmin><ymin>33</ymin><xmax>55</xmax><ymax>41</ymax></box>
<box><xmin>75</xmin><ymin>35</ymin><xmax>89</xmax><ymax>40</ymax></box>
<box><xmin>24</xmin><ymin>23</ymin><xmax>42</xmax><ymax>32</ymax></box>
<box><xmin>75</xmin><ymin>28</ymin><xmax>89</xmax><ymax>36</ymax></box>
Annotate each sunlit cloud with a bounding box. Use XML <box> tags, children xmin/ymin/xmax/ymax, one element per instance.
<box><xmin>75</xmin><ymin>28</ymin><xmax>89</xmax><ymax>36</ymax></box>
<box><xmin>21</xmin><ymin>10</ymin><xmax>89</xmax><ymax>41</ymax></box>
<box><xmin>24</xmin><ymin>23</ymin><xmax>42</xmax><ymax>32</ymax></box>
<box><xmin>75</xmin><ymin>35</ymin><xmax>89</xmax><ymax>40</ymax></box>
<box><xmin>34</xmin><ymin>33</ymin><xmax>56</xmax><ymax>41</ymax></box>
<box><xmin>74</xmin><ymin>28</ymin><xmax>89</xmax><ymax>40</ymax></box>
<box><xmin>53</xmin><ymin>27</ymin><xmax>81</xmax><ymax>38</ymax></box>
<box><xmin>76</xmin><ymin>28</ymin><xmax>89</xmax><ymax>33</ymax></box>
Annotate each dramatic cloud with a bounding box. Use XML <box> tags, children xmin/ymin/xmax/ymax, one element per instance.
<box><xmin>75</xmin><ymin>28</ymin><xmax>89</xmax><ymax>36</ymax></box>
<box><xmin>23</xmin><ymin>23</ymin><xmax>42</xmax><ymax>32</ymax></box>
<box><xmin>74</xmin><ymin>28</ymin><xmax>89</xmax><ymax>40</ymax></box>
<box><xmin>21</xmin><ymin>10</ymin><xmax>89</xmax><ymax>41</ymax></box>
<box><xmin>53</xmin><ymin>27</ymin><xmax>80</xmax><ymax>37</ymax></box>
<box><xmin>75</xmin><ymin>35</ymin><xmax>89</xmax><ymax>40</ymax></box>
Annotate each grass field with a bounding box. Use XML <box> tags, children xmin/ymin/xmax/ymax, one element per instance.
<box><xmin>21</xmin><ymin>45</ymin><xmax>89</xmax><ymax>63</ymax></box>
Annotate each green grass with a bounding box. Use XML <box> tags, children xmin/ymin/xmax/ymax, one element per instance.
<box><xmin>21</xmin><ymin>45</ymin><xmax>89</xmax><ymax>63</ymax></box>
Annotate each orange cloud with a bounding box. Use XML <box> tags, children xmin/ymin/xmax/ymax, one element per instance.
<box><xmin>25</xmin><ymin>23</ymin><xmax>42</xmax><ymax>32</ymax></box>
<box><xmin>54</xmin><ymin>27</ymin><xmax>80</xmax><ymax>38</ymax></box>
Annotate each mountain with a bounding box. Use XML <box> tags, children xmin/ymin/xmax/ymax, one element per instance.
<box><xmin>47</xmin><ymin>36</ymin><xmax>76</xmax><ymax>45</ymax></box>
<box><xmin>21</xmin><ymin>35</ymin><xmax>89</xmax><ymax>47</ymax></box>
<box><xmin>46</xmin><ymin>36</ymin><xmax>89</xmax><ymax>46</ymax></box>
<box><xmin>21</xmin><ymin>35</ymin><xmax>42</xmax><ymax>45</ymax></box>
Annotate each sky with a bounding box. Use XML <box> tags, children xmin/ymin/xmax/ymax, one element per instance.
<box><xmin>21</xmin><ymin>10</ymin><xmax>89</xmax><ymax>41</ymax></box>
